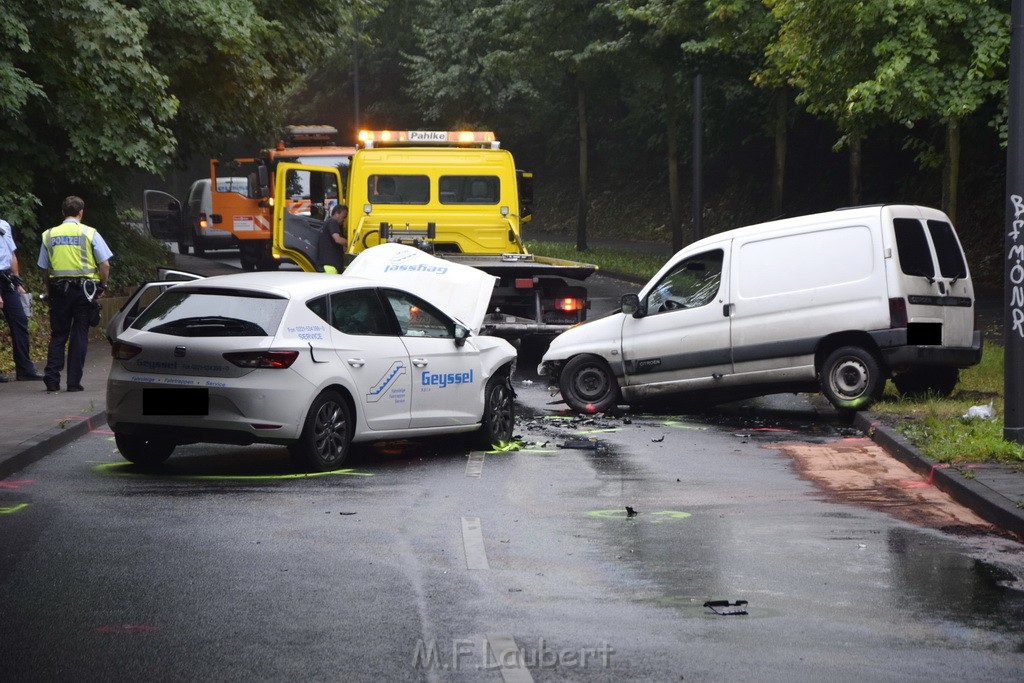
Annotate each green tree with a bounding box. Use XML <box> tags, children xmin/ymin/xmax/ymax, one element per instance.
<box><xmin>765</xmin><ymin>0</ymin><xmax>1009</xmax><ymax>219</ymax></box>
<box><xmin>1</xmin><ymin>0</ymin><xmax>177</xmax><ymax>227</ymax></box>
<box><xmin>408</xmin><ymin>0</ymin><xmax>623</xmax><ymax>251</ymax></box>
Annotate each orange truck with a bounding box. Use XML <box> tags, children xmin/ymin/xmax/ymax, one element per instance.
<box><xmin>144</xmin><ymin>125</ymin><xmax>355</xmax><ymax>270</ymax></box>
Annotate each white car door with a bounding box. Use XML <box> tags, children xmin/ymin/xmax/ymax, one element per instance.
<box><xmin>620</xmin><ymin>246</ymin><xmax>733</xmax><ymax>390</ymax></box>
<box><xmin>324</xmin><ymin>289</ymin><xmax>412</xmax><ymax>431</ymax></box>
<box><xmin>380</xmin><ymin>288</ymin><xmax>484</xmax><ymax>428</ymax></box>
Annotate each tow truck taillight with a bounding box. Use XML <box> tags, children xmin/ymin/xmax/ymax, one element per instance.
<box><xmin>515</xmin><ymin>278</ymin><xmax>534</xmax><ymax>289</ymax></box>
<box><xmin>223</xmin><ymin>350</ymin><xmax>300</xmax><ymax>369</ymax></box>
<box><xmin>555</xmin><ymin>297</ymin><xmax>583</xmax><ymax>313</ymax></box>
<box><xmin>199</xmin><ymin>213</ymin><xmax>209</xmax><ymax>230</ymax></box>
<box><xmin>111</xmin><ymin>341</ymin><xmax>142</xmax><ymax>360</ymax></box>
<box><xmin>889</xmin><ymin>297</ymin><xmax>908</xmax><ymax>328</ymax></box>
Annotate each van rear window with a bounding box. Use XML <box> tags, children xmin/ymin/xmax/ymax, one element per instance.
<box><xmin>893</xmin><ymin>218</ymin><xmax>935</xmax><ymax>279</ymax></box>
<box><xmin>926</xmin><ymin>220</ymin><xmax>968</xmax><ymax>279</ymax></box>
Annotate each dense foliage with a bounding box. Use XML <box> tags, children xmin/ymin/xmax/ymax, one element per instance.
<box><xmin>0</xmin><ymin>0</ymin><xmax>1012</xmax><ymax>285</ymax></box>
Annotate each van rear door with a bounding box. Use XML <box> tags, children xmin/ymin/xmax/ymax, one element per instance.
<box><xmin>888</xmin><ymin>207</ymin><xmax>974</xmax><ymax>348</ymax></box>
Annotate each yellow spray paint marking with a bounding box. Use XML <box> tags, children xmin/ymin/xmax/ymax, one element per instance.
<box><xmin>659</xmin><ymin>420</ymin><xmax>707</xmax><ymax>431</ymax></box>
<box><xmin>586</xmin><ymin>509</ymin><xmax>691</xmax><ymax>523</ymax></box>
<box><xmin>93</xmin><ymin>462</ymin><xmax>371</xmax><ymax>481</ymax></box>
<box><xmin>0</xmin><ymin>504</ymin><xmax>30</xmax><ymax>515</ymax></box>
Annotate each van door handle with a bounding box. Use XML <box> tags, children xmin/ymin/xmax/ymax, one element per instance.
<box><xmin>723</xmin><ymin>303</ymin><xmax>734</xmax><ymax>317</ymax></box>
<box><xmin>938</xmin><ymin>281</ymin><xmax>946</xmax><ymax>295</ymax></box>
<box><xmin>412</xmin><ymin>358</ymin><xmax>429</xmax><ymax>368</ymax></box>
<box><xmin>211</xmin><ymin>214</ymin><xmax>222</xmax><ymax>224</ymax></box>
<box><xmin>347</xmin><ymin>358</ymin><xmax>365</xmax><ymax>368</ymax></box>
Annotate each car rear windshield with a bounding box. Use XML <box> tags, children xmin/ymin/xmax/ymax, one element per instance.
<box><xmin>130</xmin><ymin>288</ymin><xmax>288</xmax><ymax>337</ymax></box>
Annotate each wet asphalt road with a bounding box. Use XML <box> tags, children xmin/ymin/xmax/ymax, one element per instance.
<box><xmin>2</xmin><ymin>381</ymin><xmax>1024</xmax><ymax>680</ymax></box>
<box><xmin>3</xmin><ymin>263</ymin><xmax>1024</xmax><ymax>680</ymax></box>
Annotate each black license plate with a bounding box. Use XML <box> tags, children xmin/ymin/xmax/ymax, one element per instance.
<box><xmin>143</xmin><ymin>387</ymin><xmax>209</xmax><ymax>416</ymax></box>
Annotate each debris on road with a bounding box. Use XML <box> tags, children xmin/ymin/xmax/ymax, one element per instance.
<box><xmin>703</xmin><ymin>600</ymin><xmax>749</xmax><ymax>616</ymax></box>
<box><xmin>962</xmin><ymin>402</ymin><xmax>995</xmax><ymax>420</ymax></box>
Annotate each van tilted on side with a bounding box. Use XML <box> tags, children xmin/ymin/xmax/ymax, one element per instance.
<box><xmin>539</xmin><ymin>205</ymin><xmax>983</xmax><ymax>413</ymax></box>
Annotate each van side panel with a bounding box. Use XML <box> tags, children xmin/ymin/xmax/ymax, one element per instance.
<box><xmin>729</xmin><ymin>224</ymin><xmax>888</xmax><ymax>379</ymax></box>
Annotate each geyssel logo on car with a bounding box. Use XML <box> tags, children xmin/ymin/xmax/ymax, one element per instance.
<box><xmin>421</xmin><ymin>369</ymin><xmax>474</xmax><ymax>388</ymax></box>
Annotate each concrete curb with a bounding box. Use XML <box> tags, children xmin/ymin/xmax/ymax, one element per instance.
<box><xmin>854</xmin><ymin>412</ymin><xmax>1024</xmax><ymax>539</ymax></box>
<box><xmin>0</xmin><ymin>410</ymin><xmax>107</xmax><ymax>481</ymax></box>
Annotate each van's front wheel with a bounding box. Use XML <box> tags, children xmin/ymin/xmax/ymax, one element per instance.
<box><xmin>820</xmin><ymin>346</ymin><xmax>884</xmax><ymax>411</ymax></box>
<box><xmin>559</xmin><ymin>354</ymin><xmax>620</xmax><ymax>413</ymax></box>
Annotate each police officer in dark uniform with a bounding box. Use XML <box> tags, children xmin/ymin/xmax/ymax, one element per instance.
<box><xmin>0</xmin><ymin>216</ymin><xmax>43</xmax><ymax>382</ymax></box>
<box><xmin>37</xmin><ymin>196</ymin><xmax>113</xmax><ymax>392</ymax></box>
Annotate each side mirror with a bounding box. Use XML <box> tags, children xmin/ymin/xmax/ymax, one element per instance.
<box><xmin>454</xmin><ymin>324</ymin><xmax>470</xmax><ymax>347</ymax></box>
<box><xmin>621</xmin><ymin>293</ymin><xmax>645</xmax><ymax>318</ymax></box>
<box><xmin>256</xmin><ymin>165</ymin><xmax>270</xmax><ymax>198</ymax></box>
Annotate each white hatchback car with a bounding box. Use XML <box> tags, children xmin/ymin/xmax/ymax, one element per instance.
<box><xmin>107</xmin><ymin>245</ymin><xmax>517</xmax><ymax>470</ymax></box>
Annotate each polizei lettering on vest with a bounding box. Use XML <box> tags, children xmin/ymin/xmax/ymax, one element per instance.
<box><xmin>48</xmin><ymin>236</ymin><xmax>84</xmax><ymax>246</ymax></box>
<box><xmin>421</xmin><ymin>369</ymin><xmax>474</xmax><ymax>388</ymax></box>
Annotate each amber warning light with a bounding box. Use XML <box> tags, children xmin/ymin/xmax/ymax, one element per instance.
<box><xmin>556</xmin><ymin>298</ymin><xmax>583</xmax><ymax>313</ymax></box>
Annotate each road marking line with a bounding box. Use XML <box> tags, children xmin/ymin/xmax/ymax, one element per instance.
<box><xmin>486</xmin><ymin>634</ymin><xmax>534</xmax><ymax>683</ymax></box>
<box><xmin>465</xmin><ymin>452</ymin><xmax>485</xmax><ymax>478</ymax></box>
<box><xmin>461</xmin><ymin>516</ymin><xmax>490</xmax><ymax>570</ymax></box>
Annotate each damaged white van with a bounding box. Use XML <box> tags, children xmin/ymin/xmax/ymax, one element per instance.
<box><xmin>539</xmin><ymin>205</ymin><xmax>983</xmax><ymax>413</ymax></box>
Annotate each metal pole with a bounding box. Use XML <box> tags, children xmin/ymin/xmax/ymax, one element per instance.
<box><xmin>1005</xmin><ymin>0</ymin><xmax>1024</xmax><ymax>443</ymax></box>
<box><xmin>692</xmin><ymin>72</ymin><xmax>704</xmax><ymax>242</ymax></box>
<box><xmin>353</xmin><ymin>42</ymin><xmax>361</xmax><ymax>135</ymax></box>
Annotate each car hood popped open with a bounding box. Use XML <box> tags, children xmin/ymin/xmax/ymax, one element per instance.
<box><xmin>342</xmin><ymin>243</ymin><xmax>497</xmax><ymax>333</ymax></box>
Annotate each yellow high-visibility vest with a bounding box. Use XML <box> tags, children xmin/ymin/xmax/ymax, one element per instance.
<box><xmin>43</xmin><ymin>222</ymin><xmax>99</xmax><ymax>279</ymax></box>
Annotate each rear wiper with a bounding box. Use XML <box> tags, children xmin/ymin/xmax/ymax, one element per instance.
<box><xmin>151</xmin><ymin>316</ymin><xmax>266</xmax><ymax>336</ymax></box>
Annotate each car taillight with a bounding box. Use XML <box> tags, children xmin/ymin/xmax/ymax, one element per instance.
<box><xmin>515</xmin><ymin>278</ymin><xmax>534</xmax><ymax>289</ymax></box>
<box><xmin>111</xmin><ymin>341</ymin><xmax>142</xmax><ymax>360</ymax></box>
<box><xmin>889</xmin><ymin>297</ymin><xmax>908</xmax><ymax>328</ymax></box>
<box><xmin>223</xmin><ymin>350</ymin><xmax>300</xmax><ymax>369</ymax></box>
<box><xmin>555</xmin><ymin>297</ymin><xmax>583</xmax><ymax>313</ymax></box>
<box><xmin>199</xmin><ymin>213</ymin><xmax>209</xmax><ymax>229</ymax></box>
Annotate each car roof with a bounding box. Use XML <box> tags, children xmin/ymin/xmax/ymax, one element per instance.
<box><xmin>172</xmin><ymin>271</ymin><xmax>381</xmax><ymax>298</ymax></box>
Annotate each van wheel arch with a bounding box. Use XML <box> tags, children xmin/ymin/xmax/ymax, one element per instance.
<box><xmin>559</xmin><ymin>354</ymin><xmax>620</xmax><ymax>414</ymax></box>
<box><xmin>818</xmin><ymin>344</ymin><xmax>885</xmax><ymax>411</ymax></box>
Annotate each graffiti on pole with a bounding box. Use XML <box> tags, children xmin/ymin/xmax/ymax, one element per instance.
<box><xmin>1012</xmin><ymin>194</ymin><xmax>1024</xmax><ymax>338</ymax></box>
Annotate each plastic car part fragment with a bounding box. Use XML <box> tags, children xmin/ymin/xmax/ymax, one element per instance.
<box><xmin>703</xmin><ymin>600</ymin><xmax>748</xmax><ymax>616</ymax></box>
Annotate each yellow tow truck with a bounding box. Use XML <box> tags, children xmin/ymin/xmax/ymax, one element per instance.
<box><xmin>271</xmin><ymin>130</ymin><xmax>598</xmax><ymax>341</ymax></box>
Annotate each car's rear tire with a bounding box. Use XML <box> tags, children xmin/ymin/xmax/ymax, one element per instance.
<box><xmin>289</xmin><ymin>390</ymin><xmax>352</xmax><ymax>471</ymax></box>
<box><xmin>893</xmin><ymin>366</ymin><xmax>959</xmax><ymax>397</ymax></box>
<box><xmin>559</xmin><ymin>354</ymin><xmax>620</xmax><ymax>413</ymax></box>
<box><xmin>477</xmin><ymin>373</ymin><xmax>515</xmax><ymax>448</ymax></box>
<box><xmin>115</xmin><ymin>433</ymin><xmax>175</xmax><ymax>466</ymax></box>
<box><xmin>820</xmin><ymin>345</ymin><xmax>884</xmax><ymax>411</ymax></box>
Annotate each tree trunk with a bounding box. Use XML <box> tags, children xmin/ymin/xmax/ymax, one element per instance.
<box><xmin>943</xmin><ymin>120</ymin><xmax>961</xmax><ymax>223</ymax></box>
<box><xmin>664</xmin><ymin>67</ymin><xmax>682</xmax><ymax>253</ymax></box>
<box><xmin>576</xmin><ymin>76</ymin><xmax>589</xmax><ymax>252</ymax></box>
<box><xmin>848</xmin><ymin>135</ymin><xmax>862</xmax><ymax>205</ymax></box>
<box><xmin>773</xmin><ymin>88</ymin><xmax>788</xmax><ymax>216</ymax></box>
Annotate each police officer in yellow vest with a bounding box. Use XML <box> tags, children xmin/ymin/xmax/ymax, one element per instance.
<box><xmin>37</xmin><ymin>196</ymin><xmax>113</xmax><ymax>392</ymax></box>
